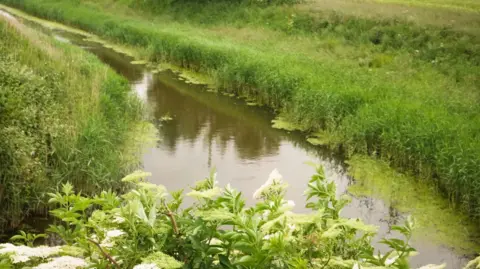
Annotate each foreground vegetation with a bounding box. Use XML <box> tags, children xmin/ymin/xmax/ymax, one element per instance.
<box><xmin>4</xmin><ymin>167</ymin><xmax>477</xmax><ymax>268</ymax></box>
<box><xmin>0</xmin><ymin>14</ymin><xmax>144</xmax><ymax>231</ymax></box>
<box><xmin>2</xmin><ymin>0</ymin><xmax>479</xmax><ymax>220</ymax></box>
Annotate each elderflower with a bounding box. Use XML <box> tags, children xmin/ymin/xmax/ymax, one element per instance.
<box><xmin>34</xmin><ymin>256</ymin><xmax>86</xmax><ymax>269</ymax></box>
<box><xmin>253</xmin><ymin>169</ymin><xmax>283</xmax><ymax>199</ymax></box>
<box><xmin>133</xmin><ymin>263</ymin><xmax>160</xmax><ymax>269</ymax></box>
<box><xmin>100</xmin><ymin>229</ymin><xmax>125</xmax><ymax>248</ymax></box>
<box><xmin>385</xmin><ymin>256</ymin><xmax>398</xmax><ymax>266</ymax></box>
<box><xmin>113</xmin><ymin>215</ymin><xmax>126</xmax><ymax>224</ymax></box>
<box><xmin>263</xmin><ymin>232</ymin><xmax>281</xmax><ymax>241</ymax></box>
<box><xmin>106</xmin><ymin>229</ymin><xmax>125</xmax><ymax>238</ymax></box>
<box><xmin>0</xmin><ymin>244</ymin><xmax>61</xmax><ymax>264</ymax></box>
<box><xmin>209</xmin><ymin>238</ymin><xmax>222</xmax><ymax>245</ymax></box>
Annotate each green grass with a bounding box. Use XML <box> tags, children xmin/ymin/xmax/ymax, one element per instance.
<box><xmin>2</xmin><ymin>0</ymin><xmax>480</xmax><ymax>220</ymax></box>
<box><xmin>0</xmin><ymin>15</ymin><xmax>144</xmax><ymax>231</ymax></box>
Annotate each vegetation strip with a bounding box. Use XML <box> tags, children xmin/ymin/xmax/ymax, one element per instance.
<box><xmin>0</xmin><ymin>10</ymin><xmax>145</xmax><ymax>231</ymax></box>
<box><xmin>4</xmin><ymin>167</ymin><xmax>477</xmax><ymax>268</ymax></box>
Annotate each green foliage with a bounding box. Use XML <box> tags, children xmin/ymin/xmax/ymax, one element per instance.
<box><xmin>10</xmin><ymin>231</ymin><xmax>46</xmax><ymax>247</ymax></box>
<box><xmin>27</xmin><ymin>168</ymin><xmax>435</xmax><ymax>269</ymax></box>
<box><xmin>0</xmin><ymin>17</ymin><xmax>143</xmax><ymax>231</ymax></box>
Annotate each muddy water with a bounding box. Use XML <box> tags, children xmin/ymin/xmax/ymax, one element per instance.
<box><xmin>5</xmin><ymin>11</ymin><xmax>474</xmax><ymax>268</ymax></box>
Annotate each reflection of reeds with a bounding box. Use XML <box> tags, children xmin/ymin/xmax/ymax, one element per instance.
<box><xmin>147</xmin><ymin>73</ymin><xmax>282</xmax><ymax>160</ymax></box>
<box><xmin>0</xmin><ymin>18</ymin><xmax>143</xmax><ymax>231</ymax></box>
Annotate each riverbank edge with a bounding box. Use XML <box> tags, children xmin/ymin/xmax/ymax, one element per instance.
<box><xmin>1</xmin><ymin>3</ymin><xmax>479</xmax><ymax>255</ymax></box>
<box><xmin>0</xmin><ymin>9</ymin><xmax>153</xmax><ymax>232</ymax></box>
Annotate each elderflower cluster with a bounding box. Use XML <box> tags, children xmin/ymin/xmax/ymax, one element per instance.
<box><xmin>100</xmin><ymin>229</ymin><xmax>125</xmax><ymax>248</ymax></box>
<box><xmin>133</xmin><ymin>264</ymin><xmax>160</xmax><ymax>269</ymax></box>
<box><xmin>34</xmin><ymin>256</ymin><xmax>87</xmax><ymax>269</ymax></box>
<box><xmin>0</xmin><ymin>243</ymin><xmax>61</xmax><ymax>264</ymax></box>
<box><xmin>253</xmin><ymin>169</ymin><xmax>283</xmax><ymax>199</ymax></box>
<box><xmin>113</xmin><ymin>214</ymin><xmax>126</xmax><ymax>224</ymax></box>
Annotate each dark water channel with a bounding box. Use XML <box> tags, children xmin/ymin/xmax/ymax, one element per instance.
<box><xmin>5</xmin><ymin>11</ymin><xmax>475</xmax><ymax>268</ymax></box>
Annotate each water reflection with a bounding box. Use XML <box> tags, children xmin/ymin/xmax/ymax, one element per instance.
<box><xmin>144</xmin><ymin>72</ymin><xmax>282</xmax><ymax>161</ymax></box>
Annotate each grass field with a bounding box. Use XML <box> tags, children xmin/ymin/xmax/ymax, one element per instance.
<box><xmin>0</xmin><ymin>12</ymin><xmax>144</xmax><ymax>231</ymax></box>
<box><xmin>1</xmin><ymin>0</ymin><xmax>479</xmax><ymax>220</ymax></box>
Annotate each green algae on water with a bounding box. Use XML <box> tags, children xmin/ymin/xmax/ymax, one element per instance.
<box><xmin>347</xmin><ymin>155</ymin><xmax>480</xmax><ymax>255</ymax></box>
<box><xmin>271</xmin><ymin>117</ymin><xmax>306</xmax><ymax>132</ymax></box>
<box><xmin>155</xmin><ymin>62</ymin><xmax>215</xmax><ymax>86</ymax></box>
<box><xmin>160</xmin><ymin>113</ymin><xmax>173</xmax><ymax>122</ymax></box>
<box><xmin>306</xmin><ymin>131</ymin><xmax>332</xmax><ymax>146</ymax></box>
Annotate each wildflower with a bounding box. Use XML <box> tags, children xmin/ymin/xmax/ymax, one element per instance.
<box><xmin>209</xmin><ymin>238</ymin><xmax>222</xmax><ymax>245</ymax></box>
<box><xmin>113</xmin><ymin>215</ymin><xmax>126</xmax><ymax>224</ymax></box>
<box><xmin>385</xmin><ymin>256</ymin><xmax>398</xmax><ymax>266</ymax></box>
<box><xmin>34</xmin><ymin>256</ymin><xmax>87</xmax><ymax>269</ymax></box>
<box><xmin>287</xmin><ymin>224</ymin><xmax>296</xmax><ymax>231</ymax></box>
<box><xmin>133</xmin><ymin>264</ymin><xmax>159</xmax><ymax>269</ymax></box>
<box><xmin>106</xmin><ymin>229</ymin><xmax>125</xmax><ymax>238</ymax></box>
<box><xmin>100</xmin><ymin>229</ymin><xmax>125</xmax><ymax>248</ymax></box>
<box><xmin>0</xmin><ymin>244</ymin><xmax>61</xmax><ymax>264</ymax></box>
<box><xmin>263</xmin><ymin>232</ymin><xmax>281</xmax><ymax>241</ymax></box>
<box><xmin>253</xmin><ymin>169</ymin><xmax>283</xmax><ymax>199</ymax></box>
<box><xmin>262</xmin><ymin>210</ymin><xmax>270</xmax><ymax>219</ymax></box>
<box><xmin>286</xmin><ymin>200</ymin><xmax>295</xmax><ymax>208</ymax></box>
<box><xmin>12</xmin><ymin>255</ymin><xmax>30</xmax><ymax>264</ymax></box>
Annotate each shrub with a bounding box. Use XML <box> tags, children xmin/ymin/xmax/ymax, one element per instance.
<box><xmin>1</xmin><ymin>167</ymin><xmax>434</xmax><ymax>269</ymax></box>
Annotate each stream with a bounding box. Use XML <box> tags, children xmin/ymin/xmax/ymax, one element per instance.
<box><xmin>2</xmin><ymin>9</ymin><xmax>477</xmax><ymax>268</ymax></box>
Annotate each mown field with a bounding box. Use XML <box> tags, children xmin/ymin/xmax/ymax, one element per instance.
<box><xmin>0</xmin><ymin>13</ymin><xmax>144</xmax><ymax>231</ymax></box>
<box><xmin>1</xmin><ymin>0</ymin><xmax>479</xmax><ymax>220</ymax></box>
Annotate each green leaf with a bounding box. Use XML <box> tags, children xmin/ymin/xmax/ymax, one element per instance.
<box><xmin>148</xmin><ymin>202</ymin><xmax>157</xmax><ymax>227</ymax></box>
<box><xmin>206</xmin><ymin>247</ymin><xmax>223</xmax><ymax>255</ymax></box>
<box><xmin>234</xmin><ymin>255</ymin><xmax>255</xmax><ymax>266</ymax></box>
<box><xmin>219</xmin><ymin>255</ymin><xmax>235</xmax><ymax>269</ymax></box>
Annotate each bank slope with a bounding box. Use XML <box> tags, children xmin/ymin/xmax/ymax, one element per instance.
<box><xmin>0</xmin><ymin>12</ymin><xmax>144</xmax><ymax>231</ymax></box>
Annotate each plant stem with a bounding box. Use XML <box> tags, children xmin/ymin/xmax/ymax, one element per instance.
<box><xmin>87</xmin><ymin>238</ymin><xmax>121</xmax><ymax>269</ymax></box>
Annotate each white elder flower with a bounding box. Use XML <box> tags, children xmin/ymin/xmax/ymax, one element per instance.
<box><xmin>106</xmin><ymin>229</ymin><xmax>125</xmax><ymax>238</ymax></box>
<box><xmin>263</xmin><ymin>234</ymin><xmax>273</xmax><ymax>240</ymax></box>
<box><xmin>90</xmin><ymin>234</ymin><xmax>98</xmax><ymax>241</ymax></box>
<box><xmin>287</xmin><ymin>224</ymin><xmax>296</xmax><ymax>231</ymax></box>
<box><xmin>262</xmin><ymin>210</ymin><xmax>270</xmax><ymax>219</ymax></box>
<box><xmin>113</xmin><ymin>215</ymin><xmax>126</xmax><ymax>224</ymax></box>
<box><xmin>286</xmin><ymin>200</ymin><xmax>295</xmax><ymax>208</ymax></box>
<box><xmin>133</xmin><ymin>264</ymin><xmax>160</xmax><ymax>269</ymax></box>
<box><xmin>100</xmin><ymin>241</ymin><xmax>114</xmax><ymax>248</ymax></box>
<box><xmin>209</xmin><ymin>238</ymin><xmax>222</xmax><ymax>245</ymax></box>
<box><xmin>385</xmin><ymin>256</ymin><xmax>398</xmax><ymax>266</ymax></box>
<box><xmin>100</xmin><ymin>229</ymin><xmax>126</xmax><ymax>248</ymax></box>
<box><xmin>253</xmin><ymin>169</ymin><xmax>283</xmax><ymax>199</ymax></box>
<box><xmin>0</xmin><ymin>244</ymin><xmax>61</xmax><ymax>264</ymax></box>
<box><xmin>12</xmin><ymin>255</ymin><xmax>30</xmax><ymax>264</ymax></box>
<box><xmin>34</xmin><ymin>256</ymin><xmax>87</xmax><ymax>269</ymax></box>
<box><xmin>263</xmin><ymin>232</ymin><xmax>281</xmax><ymax>241</ymax></box>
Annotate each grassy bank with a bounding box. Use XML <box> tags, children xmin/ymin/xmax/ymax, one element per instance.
<box><xmin>0</xmin><ymin>13</ymin><xmax>144</xmax><ymax>231</ymax></box>
<box><xmin>2</xmin><ymin>0</ymin><xmax>479</xmax><ymax>219</ymax></box>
